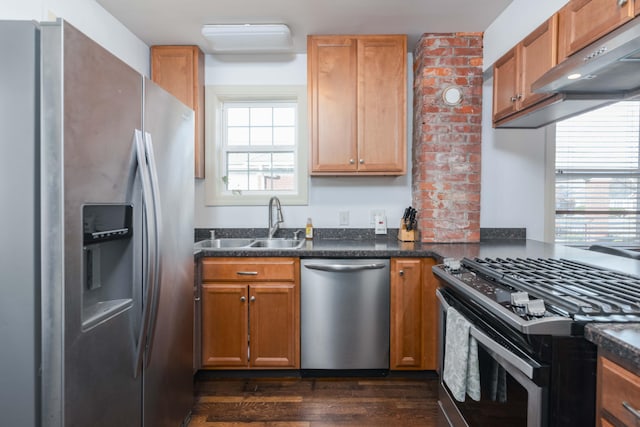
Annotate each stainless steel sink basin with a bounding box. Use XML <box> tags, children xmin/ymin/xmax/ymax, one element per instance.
<box><xmin>249</xmin><ymin>238</ymin><xmax>305</xmax><ymax>249</ymax></box>
<box><xmin>194</xmin><ymin>237</ymin><xmax>304</xmax><ymax>250</ymax></box>
<box><xmin>194</xmin><ymin>238</ymin><xmax>254</xmax><ymax>249</ymax></box>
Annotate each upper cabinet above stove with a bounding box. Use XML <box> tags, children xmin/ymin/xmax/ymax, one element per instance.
<box><xmin>493</xmin><ymin>0</ymin><xmax>639</xmax><ymax>129</ymax></box>
<box><xmin>492</xmin><ymin>16</ymin><xmax>559</xmax><ymax>126</ymax></box>
<box><xmin>557</xmin><ymin>0</ymin><xmax>636</xmax><ymax>60</ymax></box>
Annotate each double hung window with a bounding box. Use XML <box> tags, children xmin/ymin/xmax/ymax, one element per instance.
<box><xmin>205</xmin><ymin>86</ymin><xmax>308</xmax><ymax>206</ymax></box>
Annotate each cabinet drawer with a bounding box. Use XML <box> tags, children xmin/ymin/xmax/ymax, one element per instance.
<box><xmin>202</xmin><ymin>257</ymin><xmax>297</xmax><ymax>282</ymax></box>
<box><xmin>600</xmin><ymin>356</ymin><xmax>640</xmax><ymax>426</ymax></box>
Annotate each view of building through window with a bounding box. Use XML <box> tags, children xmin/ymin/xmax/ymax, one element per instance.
<box><xmin>555</xmin><ymin>101</ymin><xmax>640</xmax><ymax>246</ymax></box>
<box><xmin>223</xmin><ymin>102</ymin><xmax>297</xmax><ymax>193</ymax></box>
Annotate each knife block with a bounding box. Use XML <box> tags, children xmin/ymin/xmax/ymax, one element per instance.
<box><xmin>397</xmin><ymin>220</ymin><xmax>417</xmax><ymax>242</ymax></box>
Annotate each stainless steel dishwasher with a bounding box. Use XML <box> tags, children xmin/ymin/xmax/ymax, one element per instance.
<box><xmin>301</xmin><ymin>258</ymin><xmax>390</xmax><ymax>372</ymax></box>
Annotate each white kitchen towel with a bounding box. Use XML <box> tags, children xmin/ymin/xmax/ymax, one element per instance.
<box><xmin>442</xmin><ymin>306</ymin><xmax>481</xmax><ymax>402</ymax></box>
<box><xmin>489</xmin><ymin>360</ymin><xmax>508</xmax><ymax>403</ymax></box>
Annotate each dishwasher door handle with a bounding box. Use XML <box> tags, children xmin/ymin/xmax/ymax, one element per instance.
<box><xmin>303</xmin><ymin>263</ymin><xmax>387</xmax><ymax>272</ymax></box>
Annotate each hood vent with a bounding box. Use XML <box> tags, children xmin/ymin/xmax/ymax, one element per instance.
<box><xmin>533</xmin><ymin>17</ymin><xmax>640</xmax><ymax>95</ymax></box>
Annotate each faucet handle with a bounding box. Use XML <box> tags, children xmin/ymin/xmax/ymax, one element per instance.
<box><xmin>293</xmin><ymin>229</ymin><xmax>303</xmax><ymax>239</ymax></box>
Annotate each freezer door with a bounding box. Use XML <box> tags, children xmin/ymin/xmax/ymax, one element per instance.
<box><xmin>142</xmin><ymin>79</ymin><xmax>195</xmax><ymax>427</ymax></box>
<box><xmin>0</xmin><ymin>20</ymin><xmax>41</xmax><ymax>427</ymax></box>
<box><xmin>41</xmin><ymin>21</ymin><xmax>144</xmax><ymax>426</ymax></box>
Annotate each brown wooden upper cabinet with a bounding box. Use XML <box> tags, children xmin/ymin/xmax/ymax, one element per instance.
<box><xmin>150</xmin><ymin>46</ymin><xmax>205</xmax><ymax>178</ymax></box>
<box><xmin>307</xmin><ymin>35</ymin><xmax>407</xmax><ymax>176</ymax></box>
<box><xmin>493</xmin><ymin>15</ymin><xmax>559</xmax><ymax>126</ymax></box>
<box><xmin>636</xmin><ymin>0</ymin><xmax>640</xmax><ymax>16</ymax></box>
<box><xmin>558</xmin><ymin>0</ymin><xmax>636</xmax><ymax>60</ymax></box>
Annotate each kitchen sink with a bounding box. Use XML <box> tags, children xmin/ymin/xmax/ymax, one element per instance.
<box><xmin>194</xmin><ymin>238</ymin><xmax>254</xmax><ymax>249</ymax></box>
<box><xmin>194</xmin><ymin>237</ymin><xmax>304</xmax><ymax>250</ymax></box>
<box><xmin>249</xmin><ymin>238</ymin><xmax>305</xmax><ymax>249</ymax></box>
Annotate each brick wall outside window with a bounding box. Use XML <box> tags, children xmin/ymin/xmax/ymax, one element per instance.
<box><xmin>412</xmin><ymin>33</ymin><xmax>483</xmax><ymax>242</ymax></box>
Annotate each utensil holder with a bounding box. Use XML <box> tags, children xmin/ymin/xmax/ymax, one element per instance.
<box><xmin>397</xmin><ymin>220</ymin><xmax>417</xmax><ymax>242</ymax></box>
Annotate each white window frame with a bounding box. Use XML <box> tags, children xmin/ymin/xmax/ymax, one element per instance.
<box><xmin>204</xmin><ymin>85</ymin><xmax>308</xmax><ymax>206</ymax></box>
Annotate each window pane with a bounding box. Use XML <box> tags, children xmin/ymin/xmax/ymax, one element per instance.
<box><xmin>274</xmin><ymin>126</ymin><xmax>295</xmax><ymax>146</ymax></box>
<box><xmin>250</xmin><ymin>127</ymin><xmax>272</xmax><ymax>146</ymax></box>
<box><xmin>227</xmin><ymin>108</ymin><xmax>249</xmax><ymax>126</ymax></box>
<box><xmin>556</xmin><ymin>214</ymin><xmax>639</xmax><ymax>244</ymax></box>
<box><xmin>227</xmin><ymin>127</ymin><xmax>249</xmax><ymax>146</ymax></box>
<box><xmin>555</xmin><ymin>101</ymin><xmax>640</xmax><ymax>245</ymax></box>
<box><xmin>247</xmin><ymin>153</ymin><xmax>269</xmax><ymax>191</ymax></box>
<box><xmin>250</xmin><ymin>108</ymin><xmax>272</xmax><ymax>126</ymax></box>
<box><xmin>217</xmin><ymin>97</ymin><xmax>302</xmax><ymax>199</ymax></box>
<box><xmin>274</xmin><ymin>107</ymin><xmax>295</xmax><ymax>126</ymax></box>
<box><xmin>556</xmin><ymin>102</ymin><xmax>640</xmax><ymax>171</ymax></box>
<box><xmin>226</xmin><ymin>152</ymin><xmax>249</xmax><ymax>191</ymax></box>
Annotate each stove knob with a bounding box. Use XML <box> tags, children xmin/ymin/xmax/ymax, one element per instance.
<box><xmin>510</xmin><ymin>291</ymin><xmax>529</xmax><ymax>307</ymax></box>
<box><xmin>525</xmin><ymin>299</ymin><xmax>546</xmax><ymax>317</ymax></box>
<box><xmin>443</xmin><ymin>258</ymin><xmax>461</xmax><ymax>272</ymax></box>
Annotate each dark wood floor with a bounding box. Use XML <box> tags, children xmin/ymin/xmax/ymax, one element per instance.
<box><xmin>189</xmin><ymin>374</ymin><xmax>440</xmax><ymax>426</ymax></box>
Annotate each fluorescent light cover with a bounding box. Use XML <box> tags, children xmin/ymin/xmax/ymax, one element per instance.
<box><xmin>201</xmin><ymin>24</ymin><xmax>292</xmax><ymax>53</ymax></box>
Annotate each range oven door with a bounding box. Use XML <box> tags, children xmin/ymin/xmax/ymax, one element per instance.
<box><xmin>437</xmin><ymin>289</ymin><xmax>549</xmax><ymax>427</ymax></box>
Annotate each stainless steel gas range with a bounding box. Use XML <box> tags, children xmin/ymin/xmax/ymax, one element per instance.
<box><xmin>433</xmin><ymin>257</ymin><xmax>640</xmax><ymax>427</ymax></box>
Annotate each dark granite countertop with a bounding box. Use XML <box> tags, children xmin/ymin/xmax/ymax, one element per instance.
<box><xmin>585</xmin><ymin>323</ymin><xmax>640</xmax><ymax>374</ymax></box>
<box><xmin>195</xmin><ymin>234</ymin><xmax>640</xmax><ymax>369</ymax></box>
<box><xmin>195</xmin><ymin>237</ymin><xmax>640</xmax><ymax>276</ymax></box>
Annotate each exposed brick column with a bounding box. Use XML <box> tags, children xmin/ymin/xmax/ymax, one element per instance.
<box><xmin>412</xmin><ymin>33</ymin><xmax>483</xmax><ymax>243</ymax></box>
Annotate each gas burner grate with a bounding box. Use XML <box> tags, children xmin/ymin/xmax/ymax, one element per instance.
<box><xmin>462</xmin><ymin>257</ymin><xmax>640</xmax><ymax>317</ymax></box>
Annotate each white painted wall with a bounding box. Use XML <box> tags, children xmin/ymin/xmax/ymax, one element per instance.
<box><xmin>3</xmin><ymin>0</ymin><xmax>570</xmax><ymax>237</ymax></box>
<box><xmin>195</xmin><ymin>54</ymin><xmax>413</xmax><ymax>229</ymax></box>
<box><xmin>480</xmin><ymin>0</ymin><xmax>567</xmax><ymax>241</ymax></box>
<box><xmin>2</xmin><ymin>0</ymin><xmax>149</xmax><ymax>75</ymax></box>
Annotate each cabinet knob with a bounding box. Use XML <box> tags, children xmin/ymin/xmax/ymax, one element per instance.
<box><xmin>510</xmin><ymin>96</ymin><xmax>518</xmax><ymax>102</ymax></box>
<box><xmin>618</xmin><ymin>0</ymin><xmax>628</xmax><ymax>6</ymax></box>
<box><xmin>516</xmin><ymin>94</ymin><xmax>522</xmax><ymax>100</ymax></box>
<box><xmin>250</xmin><ymin>296</ymin><xmax>256</xmax><ymax>302</ymax></box>
<box><xmin>359</xmin><ymin>159</ymin><xmax>364</xmax><ymax>164</ymax></box>
<box><xmin>349</xmin><ymin>159</ymin><xmax>355</xmax><ymax>164</ymax></box>
<box><xmin>399</xmin><ymin>270</ymin><xmax>404</xmax><ymax>276</ymax></box>
<box><xmin>240</xmin><ymin>296</ymin><xmax>246</xmax><ymax>302</ymax></box>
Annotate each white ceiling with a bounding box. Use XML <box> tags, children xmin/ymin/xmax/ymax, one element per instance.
<box><xmin>96</xmin><ymin>0</ymin><xmax>514</xmax><ymax>55</ymax></box>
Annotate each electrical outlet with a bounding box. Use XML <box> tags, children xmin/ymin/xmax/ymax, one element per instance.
<box><xmin>339</xmin><ymin>211</ymin><xmax>349</xmax><ymax>226</ymax></box>
<box><xmin>370</xmin><ymin>209</ymin><xmax>385</xmax><ymax>226</ymax></box>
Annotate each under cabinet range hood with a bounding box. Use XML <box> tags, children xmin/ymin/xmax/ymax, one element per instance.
<box><xmin>493</xmin><ymin>93</ymin><xmax>621</xmax><ymax>128</ymax></box>
<box><xmin>533</xmin><ymin>17</ymin><xmax>640</xmax><ymax>95</ymax></box>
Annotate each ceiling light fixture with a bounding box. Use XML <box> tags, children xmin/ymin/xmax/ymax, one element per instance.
<box><xmin>201</xmin><ymin>24</ymin><xmax>293</xmax><ymax>54</ymax></box>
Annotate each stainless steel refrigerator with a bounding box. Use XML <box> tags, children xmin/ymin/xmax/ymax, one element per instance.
<box><xmin>0</xmin><ymin>19</ymin><xmax>195</xmax><ymax>427</ymax></box>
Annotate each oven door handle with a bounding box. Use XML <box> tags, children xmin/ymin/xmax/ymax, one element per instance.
<box><xmin>469</xmin><ymin>325</ymin><xmax>535</xmax><ymax>379</ymax></box>
<box><xmin>437</xmin><ymin>289</ymin><xmax>539</xmax><ymax>380</ymax></box>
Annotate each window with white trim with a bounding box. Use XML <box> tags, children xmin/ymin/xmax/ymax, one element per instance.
<box><xmin>205</xmin><ymin>86</ymin><xmax>308</xmax><ymax>206</ymax></box>
<box><xmin>555</xmin><ymin>101</ymin><xmax>640</xmax><ymax>246</ymax></box>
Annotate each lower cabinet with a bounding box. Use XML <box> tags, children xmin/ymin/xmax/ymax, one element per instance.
<box><xmin>200</xmin><ymin>257</ymin><xmax>300</xmax><ymax>369</ymax></box>
<box><xmin>390</xmin><ymin>257</ymin><xmax>438</xmax><ymax>370</ymax></box>
<box><xmin>597</xmin><ymin>355</ymin><xmax>640</xmax><ymax>427</ymax></box>
<box><xmin>200</xmin><ymin>255</ymin><xmax>439</xmax><ymax>371</ymax></box>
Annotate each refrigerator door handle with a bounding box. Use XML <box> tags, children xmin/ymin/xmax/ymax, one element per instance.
<box><xmin>142</xmin><ymin>131</ymin><xmax>163</xmax><ymax>368</ymax></box>
<box><xmin>133</xmin><ymin>129</ymin><xmax>157</xmax><ymax>379</ymax></box>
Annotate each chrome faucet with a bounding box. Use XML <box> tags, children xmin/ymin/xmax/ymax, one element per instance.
<box><xmin>268</xmin><ymin>196</ymin><xmax>284</xmax><ymax>239</ymax></box>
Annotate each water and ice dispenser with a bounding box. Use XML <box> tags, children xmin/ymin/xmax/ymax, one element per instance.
<box><xmin>82</xmin><ymin>204</ymin><xmax>134</xmax><ymax>330</ymax></box>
